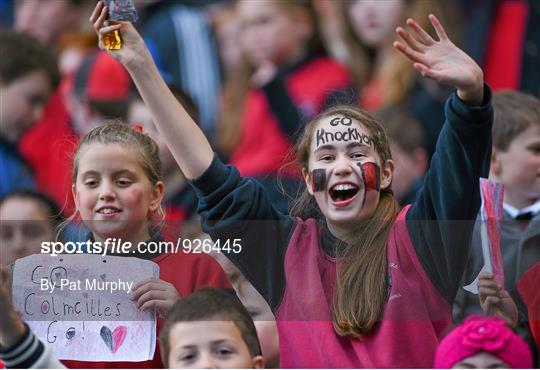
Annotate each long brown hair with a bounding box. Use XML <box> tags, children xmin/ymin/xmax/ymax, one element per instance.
<box><xmin>217</xmin><ymin>0</ymin><xmax>325</xmax><ymax>155</ymax></box>
<box><xmin>291</xmin><ymin>106</ymin><xmax>400</xmax><ymax>338</ymax></box>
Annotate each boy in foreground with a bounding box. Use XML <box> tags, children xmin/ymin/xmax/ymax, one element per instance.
<box><xmin>160</xmin><ymin>288</ymin><xmax>265</xmax><ymax>369</ymax></box>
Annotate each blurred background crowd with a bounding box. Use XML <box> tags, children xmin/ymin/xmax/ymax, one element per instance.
<box><xmin>1</xmin><ymin>0</ymin><xmax>538</xmax><ymax>221</ymax></box>
<box><xmin>1</xmin><ymin>0</ymin><xmax>539</xmax><ymax>367</ymax></box>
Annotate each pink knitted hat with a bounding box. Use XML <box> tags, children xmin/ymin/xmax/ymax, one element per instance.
<box><xmin>434</xmin><ymin>316</ymin><xmax>532</xmax><ymax>368</ymax></box>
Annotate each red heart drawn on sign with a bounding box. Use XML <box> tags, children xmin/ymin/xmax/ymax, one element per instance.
<box><xmin>100</xmin><ymin>325</ymin><xmax>127</xmax><ymax>353</ymax></box>
<box><xmin>112</xmin><ymin>326</ymin><xmax>127</xmax><ymax>353</ymax></box>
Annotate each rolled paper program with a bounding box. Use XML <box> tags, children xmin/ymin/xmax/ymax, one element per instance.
<box><xmin>102</xmin><ymin>0</ymin><xmax>138</xmax><ymax>50</ymax></box>
<box><xmin>480</xmin><ymin>179</ymin><xmax>505</xmax><ymax>287</ymax></box>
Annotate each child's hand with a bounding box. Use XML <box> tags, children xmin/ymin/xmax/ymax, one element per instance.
<box><xmin>130</xmin><ymin>278</ymin><xmax>180</xmax><ymax>318</ymax></box>
<box><xmin>0</xmin><ymin>267</ymin><xmax>26</xmax><ymax>347</ymax></box>
<box><xmin>89</xmin><ymin>1</ymin><xmax>150</xmax><ymax>70</ymax></box>
<box><xmin>393</xmin><ymin>15</ymin><xmax>484</xmax><ymax>105</ymax></box>
<box><xmin>478</xmin><ymin>272</ymin><xmax>518</xmax><ymax>328</ymax></box>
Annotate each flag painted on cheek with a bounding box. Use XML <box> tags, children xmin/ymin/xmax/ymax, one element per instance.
<box><xmin>359</xmin><ymin>162</ymin><xmax>381</xmax><ymax>192</ymax></box>
<box><xmin>311</xmin><ymin>169</ymin><xmax>326</xmax><ymax>192</ymax></box>
<box><xmin>357</xmin><ymin>162</ymin><xmax>380</xmax><ymax>207</ymax></box>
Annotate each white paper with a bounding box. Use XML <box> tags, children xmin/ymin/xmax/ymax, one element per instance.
<box><xmin>12</xmin><ymin>254</ymin><xmax>158</xmax><ymax>362</ymax></box>
<box><xmin>463</xmin><ymin>221</ymin><xmax>492</xmax><ymax>294</ymax></box>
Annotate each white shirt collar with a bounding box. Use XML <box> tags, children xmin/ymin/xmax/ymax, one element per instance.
<box><xmin>503</xmin><ymin>199</ymin><xmax>540</xmax><ymax>218</ymax></box>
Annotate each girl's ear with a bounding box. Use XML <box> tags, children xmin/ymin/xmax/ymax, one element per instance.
<box><xmin>302</xmin><ymin>168</ymin><xmax>314</xmax><ymax>196</ymax></box>
<box><xmin>380</xmin><ymin>159</ymin><xmax>395</xmax><ymax>190</ymax></box>
<box><xmin>252</xmin><ymin>355</ymin><xmax>266</xmax><ymax>369</ymax></box>
<box><xmin>149</xmin><ymin>181</ymin><xmax>165</xmax><ymax>213</ymax></box>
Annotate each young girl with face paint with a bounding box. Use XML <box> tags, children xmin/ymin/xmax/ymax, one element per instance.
<box><xmin>91</xmin><ymin>2</ymin><xmax>492</xmax><ymax>367</ymax></box>
<box><xmin>0</xmin><ymin>123</ymin><xmax>230</xmax><ymax>369</ymax></box>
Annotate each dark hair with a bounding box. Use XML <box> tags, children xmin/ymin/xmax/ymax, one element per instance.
<box><xmin>0</xmin><ymin>29</ymin><xmax>59</xmax><ymax>89</ymax></box>
<box><xmin>375</xmin><ymin>105</ymin><xmax>424</xmax><ymax>154</ymax></box>
<box><xmin>492</xmin><ymin>90</ymin><xmax>540</xmax><ymax>151</ymax></box>
<box><xmin>291</xmin><ymin>105</ymin><xmax>400</xmax><ymax>338</ymax></box>
<box><xmin>0</xmin><ymin>189</ymin><xmax>64</xmax><ymax>237</ymax></box>
<box><xmin>159</xmin><ymin>287</ymin><xmax>262</xmax><ymax>367</ymax></box>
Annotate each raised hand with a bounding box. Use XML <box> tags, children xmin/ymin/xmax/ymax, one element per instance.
<box><xmin>394</xmin><ymin>15</ymin><xmax>484</xmax><ymax>105</ymax></box>
<box><xmin>478</xmin><ymin>272</ymin><xmax>518</xmax><ymax>328</ymax></box>
<box><xmin>130</xmin><ymin>278</ymin><xmax>181</xmax><ymax>318</ymax></box>
<box><xmin>89</xmin><ymin>1</ymin><xmax>149</xmax><ymax>69</ymax></box>
<box><xmin>89</xmin><ymin>0</ymin><xmax>214</xmax><ymax>179</ymax></box>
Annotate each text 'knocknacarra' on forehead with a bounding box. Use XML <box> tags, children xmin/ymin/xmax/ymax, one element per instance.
<box><xmin>315</xmin><ymin>115</ymin><xmax>374</xmax><ymax>149</ymax></box>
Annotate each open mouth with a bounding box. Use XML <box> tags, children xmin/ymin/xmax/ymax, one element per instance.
<box><xmin>329</xmin><ymin>183</ymin><xmax>360</xmax><ymax>202</ymax></box>
<box><xmin>96</xmin><ymin>207</ymin><xmax>122</xmax><ymax>215</ymax></box>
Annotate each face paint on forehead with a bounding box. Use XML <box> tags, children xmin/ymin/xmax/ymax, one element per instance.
<box><xmin>311</xmin><ymin>168</ymin><xmax>326</xmax><ymax>192</ymax></box>
<box><xmin>315</xmin><ymin>116</ymin><xmax>374</xmax><ymax>148</ymax></box>
<box><xmin>329</xmin><ymin>116</ymin><xmax>353</xmax><ymax>127</ymax></box>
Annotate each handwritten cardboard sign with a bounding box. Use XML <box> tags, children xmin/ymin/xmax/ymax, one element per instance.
<box><xmin>12</xmin><ymin>254</ymin><xmax>158</xmax><ymax>362</ymax></box>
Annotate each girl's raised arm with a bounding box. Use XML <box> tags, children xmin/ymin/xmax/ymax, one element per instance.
<box><xmin>89</xmin><ymin>1</ymin><xmax>213</xmax><ymax>179</ymax></box>
<box><xmin>393</xmin><ymin>14</ymin><xmax>484</xmax><ymax>105</ymax></box>
<box><xmin>391</xmin><ymin>15</ymin><xmax>493</xmax><ymax>303</ymax></box>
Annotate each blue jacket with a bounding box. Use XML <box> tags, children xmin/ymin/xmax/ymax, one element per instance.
<box><xmin>0</xmin><ymin>136</ymin><xmax>35</xmax><ymax>197</ymax></box>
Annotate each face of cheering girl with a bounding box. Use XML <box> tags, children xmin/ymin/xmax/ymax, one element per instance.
<box><xmin>303</xmin><ymin>114</ymin><xmax>394</xmax><ymax>238</ymax></box>
<box><xmin>72</xmin><ymin>137</ymin><xmax>164</xmax><ymax>245</ymax></box>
